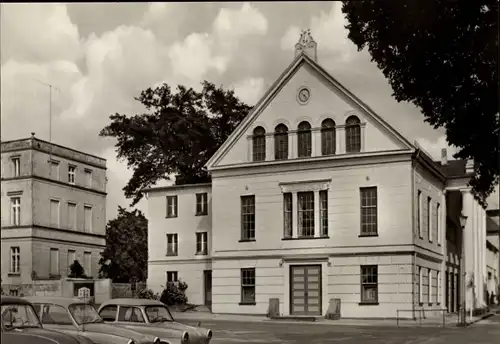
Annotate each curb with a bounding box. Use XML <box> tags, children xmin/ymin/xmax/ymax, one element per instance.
<box><xmin>457</xmin><ymin>312</ymin><xmax>496</xmax><ymax>327</ymax></box>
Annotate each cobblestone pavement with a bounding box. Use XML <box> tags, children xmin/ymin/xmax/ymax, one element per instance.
<box><xmin>181</xmin><ymin>314</ymin><xmax>500</xmax><ymax>344</ymax></box>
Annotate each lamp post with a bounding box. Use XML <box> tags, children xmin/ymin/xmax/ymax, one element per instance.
<box><xmin>459</xmin><ymin>214</ymin><xmax>468</xmax><ymax>326</ymax></box>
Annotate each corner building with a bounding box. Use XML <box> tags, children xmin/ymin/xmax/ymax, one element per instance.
<box><xmin>146</xmin><ymin>32</ymin><xmax>489</xmax><ymax>318</ymax></box>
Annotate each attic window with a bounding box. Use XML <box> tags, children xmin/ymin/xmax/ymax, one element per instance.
<box><xmin>252</xmin><ymin>127</ymin><xmax>266</xmax><ymax>162</ymax></box>
<box><xmin>274</xmin><ymin>124</ymin><xmax>289</xmax><ymax>160</ymax></box>
<box><xmin>345</xmin><ymin>115</ymin><xmax>361</xmax><ymax>153</ymax></box>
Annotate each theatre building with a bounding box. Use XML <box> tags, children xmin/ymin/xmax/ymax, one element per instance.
<box><xmin>146</xmin><ymin>31</ymin><xmax>489</xmax><ymax>318</ymax></box>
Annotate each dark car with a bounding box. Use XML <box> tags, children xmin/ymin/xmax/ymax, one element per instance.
<box><xmin>1</xmin><ymin>296</ymin><xmax>95</xmax><ymax>344</ymax></box>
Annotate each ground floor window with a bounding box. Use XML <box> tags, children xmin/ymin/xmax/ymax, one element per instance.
<box><xmin>166</xmin><ymin>271</ymin><xmax>178</xmax><ymax>283</ymax></box>
<box><xmin>360</xmin><ymin>265</ymin><xmax>378</xmax><ymax>304</ymax></box>
<box><xmin>240</xmin><ymin>268</ymin><xmax>255</xmax><ymax>304</ymax></box>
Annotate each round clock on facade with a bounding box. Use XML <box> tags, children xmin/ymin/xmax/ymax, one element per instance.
<box><xmin>297</xmin><ymin>87</ymin><xmax>310</xmax><ymax>104</ymax></box>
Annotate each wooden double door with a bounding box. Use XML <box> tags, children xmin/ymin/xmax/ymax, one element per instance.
<box><xmin>290</xmin><ymin>265</ymin><xmax>322</xmax><ymax>316</ymax></box>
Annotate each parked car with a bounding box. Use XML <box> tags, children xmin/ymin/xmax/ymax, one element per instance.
<box><xmin>97</xmin><ymin>299</ymin><xmax>212</xmax><ymax>344</ymax></box>
<box><xmin>1</xmin><ymin>296</ymin><xmax>95</xmax><ymax>344</ymax></box>
<box><xmin>24</xmin><ymin>296</ymin><xmax>162</xmax><ymax>344</ymax></box>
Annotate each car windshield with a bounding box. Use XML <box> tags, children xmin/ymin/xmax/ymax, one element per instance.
<box><xmin>68</xmin><ymin>304</ymin><xmax>103</xmax><ymax>325</ymax></box>
<box><xmin>145</xmin><ymin>306</ymin><xmax>174</xmax><ymax>323</ymax></box>
<box><xmin>1</xmin><ymin>304</ymin><xmax>42</xmax><ymax>330</ymax></box>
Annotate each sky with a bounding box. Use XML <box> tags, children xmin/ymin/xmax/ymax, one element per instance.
<box><xmin>1</xmin><ymin>2</ymin><xmax>497</xmax><ymax>219</ymax></box>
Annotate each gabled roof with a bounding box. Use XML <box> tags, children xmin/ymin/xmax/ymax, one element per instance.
<box><xmin>205</xmin><ymin>52</ymin><xmax>416</xmax><ymax>170</ymax></box>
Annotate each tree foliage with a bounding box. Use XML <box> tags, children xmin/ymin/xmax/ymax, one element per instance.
<box><xmin>341</xmin><ymin>1</ymin><xmax>499</xmax><ymax>207</ymax></box>
<box><xmin>100</xmin><ymin>81</ymin><xmax>252</xmax><ymax>206</ymax></box>
<box><xmin>98</xmin><ymin>206</ymin><xmax>148</xmax><ymax>282</ymax></box>
<box><xmin>68</xmin><ymin>260</ymin><xmax>86</xmax><ymax>278</ymax></box>
<box><xmin>159</xmin><ymin>280</ymin><xmax>188</xmax><ymax>306</ymax></box>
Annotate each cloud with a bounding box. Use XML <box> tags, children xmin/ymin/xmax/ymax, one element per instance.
<box><xmin>232</xmin><ymin>77</ymin><xmax>265</xmax><ymax>105</ymax></box>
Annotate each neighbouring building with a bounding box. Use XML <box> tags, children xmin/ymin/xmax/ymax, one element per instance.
<box><xmin>486</xmin><ymin>209</ymin><xmax>499</xmax><ymax>299</ymax></box>
<box><xmin>1</xmin><ymin>134</ymin><xmax>107</xmax><ymax>295</ymax></box>
<box><xmin>146</xmin><ymin>30</ymin><xmax>491</xmax><ymax>318</ymax></box>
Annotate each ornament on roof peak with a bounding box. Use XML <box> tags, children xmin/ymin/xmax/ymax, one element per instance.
<box><xmin>295</xmin><ymin>29</ymin><xmax>317</xmax><ymax>62</ymax></box>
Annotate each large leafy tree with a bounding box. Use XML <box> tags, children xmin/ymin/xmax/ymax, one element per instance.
<box><xmin>100</xmin><ymin>81</ymin><xmax>252</xmax><ymax>206</ymax></box>
<box><xmin>99</xmin><ymin>206</ymin><xmax>148</xmax><ymax>282</ymax></box>
<box><xmin>341</xmin><ymin>1</ymin><xmax>499</xmax><ymax>207</ymax></box>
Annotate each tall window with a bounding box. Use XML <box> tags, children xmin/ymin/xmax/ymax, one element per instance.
<box><xmin>345</xmin><ymin>115</ymin><xmax>361</xmax><ymax>153</ymax></box>
<box><xmin>166</xmin><ymin>195</ymin><xmax>178</xmax><ymax>218</ymax></box>
<box><xmin>298</xmin><ymin>191</ymin><xmax>314</xmax><ymax>237</ymax></box>
<box><xmin>50</xmin><ymin>248</ymin><xmax>60</xmax><ymax>276</ymax></box>
<box><xmin>436</xmin><ymin>203</ymin><xmax>441</xmax><ymax>245</ymax></box>
<box><xmin>274</xmin><ymin>124</ymin><xmax>289</xmax><ymax>160</ymax></box>
<box><xmin>84</xmin><ymin>205</ymin><xmax>92</xmax><ymax>232</ymax></box>
<box><xmin>12</xmin><ymin>157</ymin><xmax>20</xmax><ymax>177</ymax></box>
<box><xmin>297</xmin><ymin>121</ymin><xmax>312</xmax><ymax>158</ymax></box>
<box><xmin>320</xmin><ymin>190</ymin><xmax>328</xmax><ymax>236</ymax></box>
<box><xmin>84</xmin><ymin>169</ymin><xmax>92</xmax><ymax>188</ymax></box>
<box><xmin>196</xmin><ymin>232</ymin><xmax>208</xmax><ymax>255</ymax></box>
<box><xmin>437</xmin><ymin>271</ymin><xmax>441</xmax><ymax>305</ymax></box>
<box><xmin>419</xmin><ymin>267</ymin><xmax>424</xmax><ymax>304</ymax></box>
<box><xmin>360</xmin><ymin>265</ymin><xmax>378</xmax><ymax>303</ymax></box>
<box><xmin>196</xmin><ymin>193</ymin><xmax>208</xmax><ymax>216</ymax></box>
<box><xmin>10</xmin><ymin>247</ymin><xmax>20</xmax><ymax>273</ymax></box>
<box><xmin>427</xmin><ymin>197</ymin><xmax>432</xmax><ymax>242</ymax></box>
<box><xmin>10</xmin><ymin>197</ymin><xmax>21</xmax><ymax>226</ymax></box>
<box><xmin>241</xmin><ymin>196</ymin><xmax>255</xmax><ymax>241</ymax></box>
<box><xmin>50</xmin><ymin>161</ymin><xmax>59</xmax><ymax>180</ymax></box>
<box><xmin>166</xmin><ymin>234</ymin><xmax>178</xmax><ymax>256</ymax></box>
<box><xmin>283</xmin><ymin>193</ymin><xmax>293</xmax><ymax>238</ymax></box>
<box><xmin>84</xmin><ymin>252</ymin><xmax>91</xmax><ymax>276</ymax></box>
<box><xmin>166</xmin><ymin>271</ymin><xmax>178</xmax><ymax>283</ymax></box>
<box><xmin>67</xmin><ymin>202</ymin><xmax>77</xmax><ymax>230</ymax></box>
<box><xmin>241</xmin><ymin>268</ymin><xmax>256</xmax><ymax>304</ymax></box>
<box><xmin>50</xmin><ymin>199</ymin><xmax>60</xmax><ymax>228</ymax></box>
<box><xmin>429</xmin><ymin>269</ymin><xmax>433</xmax><ymax>304</ymax></box>
<box><xmin>417</xmin><ymin>190</ymin><xmax>422</xmax><ymax>238</ymax></box>
<box><xmin>321</xmin><ymin>118</ymin><xmax>336</xmax><ymax>155</ymax></box>
<box><xmin>252</xmin><ymin>126</ymin><xmax>266</xmax><ymax>162</ymax></box>
<box><xmin>360</xmin><ymin>187</ymin><xmax>377</xmax><ymax>236</ymax></box>
<box><xmin>68</xmin><ymin>165</ymin><xmax>76</xmax><ymax>184</ymax></box>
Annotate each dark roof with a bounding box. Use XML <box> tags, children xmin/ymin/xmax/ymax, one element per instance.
<box><xmin>431</xmin><ymin>159</ymin><xmax>473</xmax><ymax>178</ymax></box>
<box><xmin>1</xmin><ymin>296</ymin><xmax>32</xmax><ymax>305</ymax></box>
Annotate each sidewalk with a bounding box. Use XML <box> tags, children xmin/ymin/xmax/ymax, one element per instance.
<box><xmin>171</xmin><ymin>310</ymin><xmax>496</xmax><ymax>328</ymax></box>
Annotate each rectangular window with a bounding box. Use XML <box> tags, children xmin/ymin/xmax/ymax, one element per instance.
<box><xmin>50</xmin><ymin>199</ymin><xmax>60</xmax><ymax>228</ymax></box>
<box><xmin>419</xmin><ymin>267</ymin><xmax>423</xmax><ymax>304</ymax></box>
<box><xmin>10</xmin><ymin>197</ymin><xmax>21</xmax><ymax>226</ymax></box>
<box><xmin>196</xmin><ymin>232</ymin><xmax>208</xmax><ymax>255</ymax></box>
<box><xmin>429</xmin><ymin>269</ymin><xmax>433</xmax><ymax>304</ymax></box>
<box><xmin>10</xmin><ymin>247</ymin><xmax>20</xmax><ymax>274</ymax></box>
<box><xmin>9</xmin><ymin>289</ymin><xmax>19</xmax><ymax>297</ymax></box>
<box><xmin>425</xmin><ymin>268</ymin><xmax>430</xmax><ymax>304</ymax></box>
<box><xmin>241</xmin><ymin>268</ymin><xmax>256</xmax><ymax>304</ymax></box>
<box><xmin>252</xmin><ymin>133</ymin><xmax>266</xmax><ymax>162</ymax></box>
<box><xmin>436</xmin><ymin>203</ymin><xmax>441</xmax><ymax>245</ymax></box>
<box><xmin>427</xmin><ymin>197</ymin><xmax>432</xmax><ymax>242</ymax></box>
<box><xmin>166</xmin><ymin>233</ymin><xmax>178</xmax><ymax>256</ymax></box>
<box><xmin>50</xmin><ymin>248</ymin><xmax>60</xmax><ymax>275</ymax></box>
<box><xmin>360</xmin><ymin>187</ymin><xmax>377</xmax><ymax>236</ymax></box>
<box><xmin>298</xmin><ymin>191</ymin><xmax>314</xmax><ymax>237</ymax></box>
<box><xmin>417</xmin><ymin>190</ymin><xmax>422</xmax><ymax>238</ymax></box>
<box><xmin>68</xmin><ymin>165</ymin><xmax>76</xmax><ymax>184</ymax></box>
<box><xmin>437</xmin><ymin>271</ymin><xmax>441</xmax><ymax>305</ymax></box>
<box><xmin>84</xmin><ymin>205</ymin><xmax>92</xmax><ymax>232</ymax></box>
<box><xmin>50</xmin><ymin>161</ymin><xmax>59</xmax><ymax>180</ymax></box>
<box><xmin>360</xmin><ymin>265</ymin><xmax>378</xmax><ymax>303</ymax></box>
<box><xmin>283</xmin><ymin>193</ymin><xmax>292</xmax><ymax>238</ymax></box>
<box><xmin>84</xmin><ymin>252</ymin><xmax>91</xmax><ymax>276</ymax></box>
<box><xmin>84</xmin><ymin>169</ymin><xmax>92</xmax><ymax>188</ymax></box>
<box><xmin>166</xmin><ymin>271</ymin><xmax>178</xmax><ymax>283</ymax></box>
<box><xmin>166</xmin><ymin>196</ymin><xmax>178</xmax><ymax>218</ymax></box>
<box><xmin>12</xmin><ymin>157</ymin><xmax>20</xmax><ymax>177</ymax></box>
<box><xmin>241</xmin><ymin>195</ymin><xmax>255</xmax><ymax>241</ymax></box>
<box><xmin>195</xmin><ymin>193</ymin><xmax>208</xmax><ymax>216</ymax></box>
<box><xmin>67</xmin><ymin>202</ymin><xmax>77</xmax><ymax>230</ymax></box>
<box><xmin>320</xmin><ymin>190</ymin><xmax>328</xmax><ymax>237</ymax></box>
<box><xmin>67</xmin><ymin>250</ymin><xmax>76</xmax><ymax>274</ymax></box>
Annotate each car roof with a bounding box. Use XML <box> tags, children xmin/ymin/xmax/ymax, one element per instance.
<box><xmin>1</xmin><ymin>296</ymin><xmax>32</xmax><ymax>305</ymax></box>
<box><xmin>23</xmin><ymin>296</ymin><xmax>89</xmax><ymax>308</ymax></box>
<box><xmin>99</xmin><ymin>298</ymin><xmax>165</xmax><ymax>307</ymax></box>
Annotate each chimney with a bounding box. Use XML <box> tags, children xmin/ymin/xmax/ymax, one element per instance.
<box><xmin>295</xmin><ymin>29</ymin><xmax>317</xmax><ymax>62</ymax></box>
<box><xmin>441</xmin><ymin>148</ymin><xmax>447</xmax><ymax>165</ymax></box>
<box><xmin>465</xmin><ymin>158</ymin><xmax>474</xmax><ymax>174</ymax></box>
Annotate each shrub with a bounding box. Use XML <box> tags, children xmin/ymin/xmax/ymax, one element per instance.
<box><xmin>159</xmin><ymin>280</ymin><xmax>188</xmax><ymax>306</ymax></box>
<box><xmin>137</xmin><ymin>288</ymin><xmax>159</xmax><ymax>300</ymax></box>
<box><xmin>68</xmin><ymin>260</ymin><xmax>86</xmax><ymax>278</ymax></box>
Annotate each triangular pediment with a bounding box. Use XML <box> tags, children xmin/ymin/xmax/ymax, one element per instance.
<box><xmin>205</xmin><ymin>53</ymin><xmax>415</xmax><ymax>170</ymax></box>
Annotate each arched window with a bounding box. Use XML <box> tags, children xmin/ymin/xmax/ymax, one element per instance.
<box><xmin>345</xmin><ymin>115</ymin><xmax>361</xmax><ymax>153</ymax></box>
<box><xmin>321</xmin><ymin>118</ymin><xmax>336</xmax><ymax>155</ymax></box>
<box><xmin>297</xmin><ymin>121</ymin><xmax>312</xmax><ymax>158</ymax></box>
<box><xmin>252</xmin><ymin>126</ymin><xmax>266</xmax><ymax>162</ymax></box>
<box><xmin>274</xmin><ymin>124</ymin><xmax>289</xmax><ymax>160</ymax></box>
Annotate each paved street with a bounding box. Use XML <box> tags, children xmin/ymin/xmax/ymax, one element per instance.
<box><xmin>181</xmin><ymin>314</ymin><xmax>500</xmax><ymax>344</ymax></box>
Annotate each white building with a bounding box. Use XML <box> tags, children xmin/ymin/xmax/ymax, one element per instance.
<box><xmin>146</xmin><ymin>31</ymin><xmax>491</xmax><ymax>318</ymax></box>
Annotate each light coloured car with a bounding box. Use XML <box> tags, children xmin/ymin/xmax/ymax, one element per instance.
<box><xmin>24</xmin><ymin>296</ymin><xmax>162</xmax><ymax>344</ymax></box>
<box><xmin>1</xmin><ymin>296</ymin><xmax>95</xmax><ymax>344</ymax></box>
<box><xmin>97</xmin><ymin>299</ymin><xmax>212</xmax><ymax>344</ymax></box>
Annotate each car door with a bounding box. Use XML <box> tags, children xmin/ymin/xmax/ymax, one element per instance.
<box><xmin>36</xmin><ymin>303</ymin><xmax>81</xmax><ymax>337</ymax></box>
